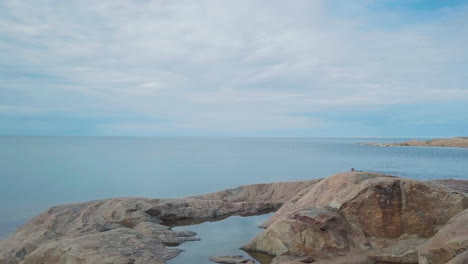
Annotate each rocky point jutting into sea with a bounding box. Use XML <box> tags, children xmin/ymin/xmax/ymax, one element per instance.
<box><xmin>362</xmin><ymin>137</ymin><xmax>468</xmax><ymax>148</ymax></box>
<box><xmin>0</xmin><ymin>172</ymin><xmax>467</xmax><ymax>264</ymax></box>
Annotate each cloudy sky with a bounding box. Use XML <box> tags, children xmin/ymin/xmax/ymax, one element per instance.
<box><xmin>1</xmin><ymin>0</ymin><xmax>467</xmax><ymax>137</ymax></box>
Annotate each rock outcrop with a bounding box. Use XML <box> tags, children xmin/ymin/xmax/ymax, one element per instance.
<box><xmin>418</xmin><ymin>209</ymin><xmax>468</xmax><ymax>264</ymax></box>
<box><xmin>242</xmin><ymin>172</ymin><xmax>468</xmax><ymax>263</ymax></box>
<box><xmin>1</xmin><ymin>172</ymin><xmax>467</xmax><ymax>264</ymax></box>
<box><xmin>362</xmin><ymin>137</ymin><xmax>468</xmax><ymax>148</ymax></box>
<box><xmin>0</xmin><ymin>180</ymin><xmax>318</xmax><ymax>264</ymax></box>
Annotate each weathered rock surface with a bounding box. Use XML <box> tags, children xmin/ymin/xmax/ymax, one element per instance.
<box><xmin>418</xmin><ymin>209</ymin><xmax>468</xmax><ymax>264</ymax></box>
<box><xmin>209</xmin><ymin>255</ymin><xmax>255</xmax><ymax>263</ymax></box>
<box><xmin>242</xmin><ymin>172</ymin><xmax>468</xmax><ymax>263</ymax></box>
<box><xmin>0</xmin><ymin>180</ymin><xmax>317</xmax><ymax>264</ymax></box>
<box><xmin>192</xmin><ymin>180</ymin><xmax>319</xmax><ymax>204</ymax></box>
<box><xmin>446</xmin><ymin>250</ymin><xmax>468</xmax><ymax>264</ymax></box>
<box><xmin>362</xmin><ymin>137</ymin><xmax>468</xmax><ymax>148</ymax></box>
<box><xmin>430</xmin><ymin>179</ymin><xmax>468</xmax><ymax>194</ymax></box>
<box><xmin>1</xmin><ymin>173</ymin><xmax>467</xmax><ymax>264</ymax></box>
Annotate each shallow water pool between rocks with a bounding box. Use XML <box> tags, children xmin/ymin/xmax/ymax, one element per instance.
<box><xmin>168</xmin><ymin>213</ymin><xmax>274</xmax><ymax>264</ymax></box>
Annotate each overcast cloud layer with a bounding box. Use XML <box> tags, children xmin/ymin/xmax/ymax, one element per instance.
<box><xmin>1</xmin><ymin>0</ymin><xmax>467</xmax><ymax>136</ymax></box>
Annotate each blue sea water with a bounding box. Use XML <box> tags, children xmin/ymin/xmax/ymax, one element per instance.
<box><xmin>0</xmin><ymin>136</ymin><xmax>467</xmax><ymax>261</ymax></box>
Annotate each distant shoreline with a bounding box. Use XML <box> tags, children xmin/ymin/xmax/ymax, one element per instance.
<box><xmin>360</xmin><ymin>136</ymin><xmax>468</xmax><ymax>148</ymax></box>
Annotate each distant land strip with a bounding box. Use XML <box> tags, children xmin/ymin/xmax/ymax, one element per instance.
<box><xmin>359</xmin><ymin>137</ymin><xmax>468</xmax><ymax>148</ymax></box>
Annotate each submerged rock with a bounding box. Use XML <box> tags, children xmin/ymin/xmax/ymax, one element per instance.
<box><xmin>209</xmin><ymin>255</ymin><xmax>255</xmax><ymax>263</ymax></box>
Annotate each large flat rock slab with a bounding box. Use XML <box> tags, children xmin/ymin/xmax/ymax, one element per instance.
<box><xmin>0</xmin><ymin>180</ymin><xmax>316</xmax><ymax>264</ymax></box>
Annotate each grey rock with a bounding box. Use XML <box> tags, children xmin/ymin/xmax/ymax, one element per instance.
<box><xmin>175</xmin><ymin>230</ymin><xmax>197</xmax><ymax>237</ymax></box>
<box><xmin>209</xmin><ymin>255</ymin><xmax>255</xmax><ymax>263</ymax></box>
<box><xmin>0</xmin><ymin>180</ymin><xmax>316</xmax><ymax>264</ymax></box>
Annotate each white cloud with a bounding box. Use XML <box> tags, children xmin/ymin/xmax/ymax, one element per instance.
<box><xmin>0</xmin><ymin>0</ymin><xmax>467</xmax><ymax>134</ymax></box>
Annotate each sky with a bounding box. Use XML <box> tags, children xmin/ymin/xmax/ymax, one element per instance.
<box><xmin>0</xmin><ymin>0</ymin><xmax>467</xmax><ymax>137</ymax></box>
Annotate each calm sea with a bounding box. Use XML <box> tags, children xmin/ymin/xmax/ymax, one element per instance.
<box><xmin>1</xmin><ymin>137</ymin><xmax>467</xmax><ymax>262</ymax></box>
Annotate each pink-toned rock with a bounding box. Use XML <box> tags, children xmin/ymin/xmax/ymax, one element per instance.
<box><xmin>22</xmin><ymin>228</ymin><xmax>177</xmax><ymax>264</ymax></box>
<box><xmin>243</xmin><ymin>172</ymin><xmax>468</xmax><ymax>262</ymax></box>
<box><xmin>191</xmin><ymin>180</ymin><xmax>320</xmax><ymax>204</ymax></box>
<box><xmin>430</xmin><ymin>179</ymin><xmax>468</xmax><ymax>194</ymax></box>
<box><xmin>0</xmin><ymin>180</ymin><xmax>316</xmax><ymax>264</ymax></box>
<box><xmin>418</xmin><ymin>209</ymin><xmax>468</xmax><ymax>264</ymax></box>
<box><xmin>1</xmin><ymin>172</ymin><xmax>466</xmax><ymax>264</ymax></box>
<box><xmin>242</xmin><ymin>208</ymin><xmax>351</xmax><ymax>258</ymax></box>
<box><xmin>446</xmin><ymin>250</ymin><xmax>468</xmax><ymax>264</ymax></box>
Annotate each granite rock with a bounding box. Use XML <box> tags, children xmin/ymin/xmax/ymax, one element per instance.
<box><xmin>0</xmin><ymin>180</ymin><xmax>316</xmax><ymax>264</ymax></box>
<box><xmin>243</xmin><ymin>172</ymin><xmax>468</xmax><ymax>262</ymax></box>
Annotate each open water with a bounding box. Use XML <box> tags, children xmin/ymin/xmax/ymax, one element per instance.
<box><xmin>1</xmin><ymin>136</ymin><xmax>467</xmax><ymax>262</ymax></box>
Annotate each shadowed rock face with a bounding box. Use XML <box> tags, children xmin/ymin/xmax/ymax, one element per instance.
<box><xmin>418</xmin><ymin>209</ymin><xmax>468</xmax><ymax>264</ymax></box>
<box><xmin>0</xmin><ymin>180</ymin><xmax>318</xmax><ymax>264</ymax></box>
<box><xmin>242</xmin><ymin>172</ymin><xmax>468</xmax><ymax>264</ymax></box>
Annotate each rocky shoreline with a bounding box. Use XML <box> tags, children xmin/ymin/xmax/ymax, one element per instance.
<box><xmin>360</xmin><ymin>137</ymin><xmax>468</xmax><ymax>148</ymax></box>
<box><xmin>0</xmin><ymin>172</ymin><xmax>467</xmax><ymax>264</ymax></box>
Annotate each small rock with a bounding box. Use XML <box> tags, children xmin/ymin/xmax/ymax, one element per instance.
<box><xmin>209</xmin><ymin>255</ymin><xmax>255</xmax><ymax>263</ymax></box>
<box><xmin>175</xmin><ymin>230</ymin><xmax>197</xmax><ymax>237</ymax></box>
<box><xmin>179</xmin><ymin>236</ymin><xmax>200</xmax><ymax>242</ymax></box>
